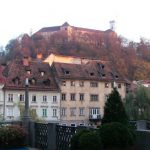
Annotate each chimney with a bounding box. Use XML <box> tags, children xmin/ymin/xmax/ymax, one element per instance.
<box><xmin>23</xmin><ymin>56</ymin><xmax>29</xmax><ymax>66</ymax></box>
<box><xmin>37</xmin><ymin>53</ymin><xmax>43</xmax><ymax>60</ymax></box>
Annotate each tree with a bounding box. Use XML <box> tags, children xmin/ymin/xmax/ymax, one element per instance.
<box><xmin>124</xmin><ymin>86</ymin><xmax>150</xmax><ymax>120</ymax></box>
<box><xmin>102</xmin><ymin>88</ymin><xmax>128</xmax><ymax>124</ymax></box>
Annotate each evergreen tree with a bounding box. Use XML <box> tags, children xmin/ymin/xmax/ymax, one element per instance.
<box><xmin>102</xmin><ymin>88</ymin><xmax>128</xmax><ymax>124</ymax></box>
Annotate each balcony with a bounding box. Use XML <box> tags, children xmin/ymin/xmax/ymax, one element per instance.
<box><xmin>89</xmin><ymin>114</ymin><xmax>101</xmax><ymax>121</ymax></box>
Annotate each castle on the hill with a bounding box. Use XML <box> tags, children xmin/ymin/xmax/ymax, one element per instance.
<box><xmin>35</xmin><ymin>22</ymin><xmax>118</xmax><ymax>48</ymax></box>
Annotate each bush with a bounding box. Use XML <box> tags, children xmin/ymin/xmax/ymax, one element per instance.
<box><xmin>79</xmin><ymin>131</ymin><xmax>102</xmax><ymax>150</ymax></box>
<box><xmin>0</xmin><ymin>125</ymin><xmax>27</xmax><ymax>148</ymax></box>
<box><xmin>98</xmin><ymin>122</ymin><xmax>136</xmax><ymax>149</ymax></box>
<box><xmin>71</xmin><ymin>129</ymin><xmax>102</xmax><ymax>150</ymax></box>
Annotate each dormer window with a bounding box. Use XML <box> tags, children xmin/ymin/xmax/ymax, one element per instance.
<box><xmin>27</xmin><ymin>70</ymin><xmax>31</xmax><ymax>75</ymax></box>
<box><xmin>12</xmin><ymin>77</ymin><xmax>20</xmax><ymax>85</ymax></box>
<box><xmin>29</xmin><ymin>78</ymin><xmax>36</xmax><ymax>85</ymax></box>
<box><xmin>115</xmin><ymin>75</ymin><xmax>119</xmax><ymax>79</ymax></box>
<box><xmin>65</xmin><ymin>70</ymin><xmax>70</xmax><ymax>75</ymax></box>
<box><xmin>101</xmin><ymin>65</ymin><xmax>104</xmax><ymax>69</ymax></box>
<box><xmin>102</xmin><ymin>74</ymin><xmax>106</xmax><ymax>77</ymax></box>
<box><xmin>43</xmin><ymin>79</ymin><xmax>50</xmax><ymax>86</ymax></box>
<box><xmin>41</xmin><ymin>71</ymin><xmax>45</xmax><ymax>76</ymax></box>
<box><xmin>90</xmin><ymin>72</ymin><xmax>94</xmax><ymax>76</ymax></box>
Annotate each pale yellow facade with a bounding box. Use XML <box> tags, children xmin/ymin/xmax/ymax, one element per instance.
<box><xmin>59</xmin><ymin>79</ymin><xmax>126</xmax><ymax>126</ymax></box>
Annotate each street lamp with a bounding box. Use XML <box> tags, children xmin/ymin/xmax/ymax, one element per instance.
<box><xmin>22</xmin><ymin>78</ymin><xmax>30</xmax><ymax>124</ymax></box>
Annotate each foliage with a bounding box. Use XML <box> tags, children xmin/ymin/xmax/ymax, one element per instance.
<box><xmin>18</xmin><ymin>102</ymin><xmax>39</xmax><ymax>121</ymax></box>
<box><xmin>124</xmin><ymin>86</ymin><xmax>150</xmax><ymax>120</ymax></box>
<box><xmin>3</xmin><ymin>32</ymin><xmax>150</xmax><ymax>81</ymax></box>
<box><xmin>78</xmin><ymin>131</ymin><xmax>102</xmax><ymax>150</ymax></box>
<box><xmin>102</xmin><ymin>88</ymin><xmax>128</xmax><ymax>125</ymax></box>
<box><xmin>71</xmin><ymin>129</ymin><xmax>102</xmax><ymax>150</ymax></box>
<box><xmin>98</xmin><ymin>122</ymin><xmax>136</xmax><ymax>149</ymax></box>
<box><xmin>0</xmin><ymin>125</ymin><xmax>27</xmax><ymax>148</ymax></box>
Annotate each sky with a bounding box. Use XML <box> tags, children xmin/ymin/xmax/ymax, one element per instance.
<box><xmin>0</xmin><ymin>0</ymin><xmax>150</xmax><ymax>48</ymax></box>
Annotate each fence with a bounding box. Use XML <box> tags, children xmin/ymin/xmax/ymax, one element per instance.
<box><xmin>29</xmin><ymin>122</ymin><xmax>89</xmax><ymax>150</ymax></box>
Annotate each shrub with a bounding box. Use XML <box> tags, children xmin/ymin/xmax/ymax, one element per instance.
<box><xmin>79</xmin><ymin>131</ymin><xmax>102</xmax><ymax>150</ymax></box>
<box><xmin>98</xmin><ymin>122</ymin><xmax>136</xmax><ymax>149</ymax></box>
<box><xmin>0</xmin><ymin>125</ymin><xmax>27</xmax><ymax>148</ymax></box>
<box><xmin>71</xmin><ymin>129</ymin><xmax>89</xmax><ymax>150</ymax></box>
<box><xmin>71</xmin><ymin>129</ymin><xmax>102</xmax><ymax>150</ymax></box>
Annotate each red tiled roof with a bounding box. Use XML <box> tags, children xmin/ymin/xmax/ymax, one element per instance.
<box><xmin>3</xmin><ymin>60</ymin><xmax>59</xmax><ymax>91</ymax></box>
<box><xmin>53</xmin><ymin>61</ymin><xmax>125</xmax><ymax>82</ymax></box>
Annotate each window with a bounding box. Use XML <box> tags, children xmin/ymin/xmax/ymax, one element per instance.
<box><xmin>43</xmin><ymin>95</ymin><xmax>47</xmax><ymax>102</ymax></box>
<box><xmin>53</xmin><ymin>96</ymin><xmax>57</xmax><ymax>103</ymax></box>
<box><xmin>79</xmin><ymin>81</ymin><xmax>84</xmax><ymax>87</ymax></box>
<box><xmin>79</xmin><ymin>123</ymin><xmax>85</xmax><ymax>126</ymax></box>
<box><xmin>62</xmin><ymin>81</ymin><xmax>66</xmax><ymax>86</ymax></box>
<box><xmin>41</xmin><ymin>71</ymin><xmax>45</xmax><ymax>76</ymax></box>
<box><xmin>42</xmin><ymin>109</ymin><xmax>47</xmax><ymax>117</ymax></box>
<box><xmin>79</xmin><ymin>107</ymin><xmax>85</xmax><ymax>116</ymax></box>
<box><xmin>61</xmin><ymin>108</ymin><xmax>66</xmax><ymax>116</ymax></box>
<box><xmin>27</xmin><ymin>70</ymin><xmax>31</xmax><ymax>75</ymax></box>
<box><xmin>19</xmin><ymin>94</ymin><xmax>24</xmax><ymax>102</ymax></box>
<box><xmin>70</xmin><ymin>124</ymin><xmax>76</xmax><ymax>127</ymax></box>
<box><xmin>90</xmin><ymin>72</ymin><xmax>94</xmax><ymax>76</ymax></box>
<box><xmin>8</xmin><ymin>94</ymin><xmax>13</xmax><ymax>102</ymax></box>
<box><xmin>90</xmin><ymin>94</ymin><xmax>98</xmax><ymax>101</ymax></box>
<box><xmin>70</xmin><ymin>108</ymin><xmax>76</xmax><ymax>116</ymax></box>
<box><xmin>90</xmin><ymin>82</ymin><xmax>98</xmax><ymax>87</ymax></box>
<box><xmin>79</xmin><ymin>93</ymin><xmax>84</xmax><ymax>101</ymax></box>
<box><xmin>7</xmin><ymin>106</ymin><xmax>13</xmax><ymax>119</ymax></box>
<box><xmin>32</xmin><ymin>95</ymin><xmax>36</xmax><ymax>102</ymax></box>
<box><xmin>65</xmin><ymin>70</ymin><xmax>70</xmax><ymax>75</ymax></box>
<box><xmin>71</xmin><ymin>81</ymin><xmax>75</xmax><ymax>86</ymax></box>
<box><xmin>61</xmin><ymin>93</ymin><xmax>66</xmax><ymax>101</ymax></box>
<box><xmin>53</xmin><ymin>109</ymin><xmax>57</xmax><ymax>117</ymax></box>
<box><xmin>70</xmin><ymin>93</ymin><xmax>76</xmax><ymax>101</ymax></box>
<box><xmin>90</xmin><ymin>108</ymin><xmax>100</xmax><ymax>115</ymax></box>
<box><xmin>105</xmin><ymin>83</ymin><xmax>109</xmax><ymax>88</ymax></box>
<box><xmin>118</xmin><ymin>83</ymin><xmax>121</xmax><ymax>88</ymax></box>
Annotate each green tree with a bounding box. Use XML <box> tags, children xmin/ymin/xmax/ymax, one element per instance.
<box><xmin>102</xmin><ymin>88</ymin><xmax>128</xmax><ymax>124</ymax></box>
<box><xmin>125</xmin><ymin>86</ymin><xmax>150</xmax><ymax>120</ymax></box>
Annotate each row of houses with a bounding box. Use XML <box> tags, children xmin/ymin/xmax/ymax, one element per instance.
<box><xmin>0</xmin><ymin>54</ymin><xmax>126</xmax><ymax>126</ymax></box>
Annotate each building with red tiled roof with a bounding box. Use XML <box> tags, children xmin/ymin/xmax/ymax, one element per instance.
<box><xmin>52</xmin><ymin>59</ymin><xmax>126</xmax><ymax>126</ymax></box>
<box><xmin>0</xmin><ymin>58</ymin><xmax>60</xmax><ymax>121</ymax></box>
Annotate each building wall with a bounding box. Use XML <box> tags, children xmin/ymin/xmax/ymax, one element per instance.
<box><xmin>59</xmin><ymin>80</ymin><xmax>126</xmax><ymax>126</ymax></box>
<box><xmin>4</xmin><ymin>90</ymin><xmax>60</xmax><ymax>122</ymax></box>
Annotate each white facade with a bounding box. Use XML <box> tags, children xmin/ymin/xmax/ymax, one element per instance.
<box><xmin>1</xmin><ymin>90</ymin><xmax>60</xmax><ymax>122</ymax></box>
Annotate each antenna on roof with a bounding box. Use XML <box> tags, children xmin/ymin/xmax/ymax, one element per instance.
<box><xmin>109</xmin><ymin>20</ymin><xmax>115</xmax><ymax>31</ymax></box>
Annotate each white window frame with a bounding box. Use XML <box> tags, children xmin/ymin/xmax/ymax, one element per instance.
<box><xmin>43</xmin><ymin>95</ymin><xmax>47</xmax><ymax>102</ymax></box>
<box><xmin>8</xmin><ymin>94</ymin><xmax>13</xmax><ymax>102</ymax></box>
<box><xmin>70</xmin><ymin>107</ymin><xmax>76</xmax><ymax>116</ymax></box>
<box><xmin>79</xmin><ymin>107</ymin><xmax>85</xmax><ymax>116</ymax></box>
<box><xmin>53</xmin><ymin>109</ymin><xmax>57</xmax><ymax>117</ymax></box>
<box><xmin>42</xmin><ymin>108</ymin><xmax>47</xmax><ymax>117</ymax></box>
<box><xmin>53</xmin><ymin>96</ymin><xmax>57</xmax><ymax>103</ymax></box>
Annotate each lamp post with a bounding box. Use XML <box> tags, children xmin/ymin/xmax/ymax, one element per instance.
<box><xmin>22</xmin><ymin>78</ymin><xmax>31</xmax><ymax>146</ymax></box>
<box><xmin>24</xmin><ymin>78</ymin><xmax>30</xmax><ymax>119</ymax></box>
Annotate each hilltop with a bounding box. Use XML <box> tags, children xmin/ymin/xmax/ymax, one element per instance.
<box><xmin>1</xmin><ymin>22</ymin><xmax>150</xmax><ymax>80</ymax></box>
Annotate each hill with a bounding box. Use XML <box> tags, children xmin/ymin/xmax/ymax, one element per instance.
<box><xmin>2</xmin><ymin>23</ymin><xmax>150</xmax><ymax>81</ymax></box>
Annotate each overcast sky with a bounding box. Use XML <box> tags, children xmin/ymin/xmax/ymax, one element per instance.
<box><xmin>0</xmin><ymin>0</ymin><xmax>150</xmax><ymax>47</ymax></box>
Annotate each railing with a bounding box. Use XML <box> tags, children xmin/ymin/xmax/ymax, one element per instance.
<box><xmin>56</xmin><ymin>125</ymin><xmax>77</xmax><ymax>150</ymax></box>
<box><xmin>35</xmin><ymin>123</ymin><xmax>48</xmax><ymax>150</ymax></box>
<box><xmin>89</xmin><ymin>114</ymin><xmax>101</xmax><ymax>121</ymax></box>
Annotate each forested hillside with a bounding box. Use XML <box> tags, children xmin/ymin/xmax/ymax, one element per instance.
<box><xmin>1</xmin><ymin>32</ymin><xmax>150</xmax><ymax>81</ymax></box>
